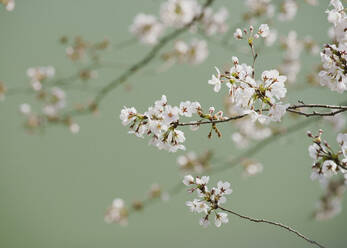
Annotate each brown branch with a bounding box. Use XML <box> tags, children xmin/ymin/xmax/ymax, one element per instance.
<box><xmin>219</xmin><ymin>206</ymin><xmax>326</xmax><ymax>248</ymax></box>
<box><xmin>175</xmin><ymin>114</ymin><xmax>248</xmax><ymax>127</ymax></box>
<box><xmin>173</xmin><ymin>104</ymin><xmax>347</xmax><ymax>127</ymax></box>
<box><xmin>289</xmin><ymin>103</ymin><xmax>347</xmax><ymax>110</ymax></box>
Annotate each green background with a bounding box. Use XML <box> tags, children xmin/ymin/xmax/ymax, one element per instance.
<box><xmin>0</xmin><ymin>0</ymin><xmax>346</xmax><ymax>247</ymax></box>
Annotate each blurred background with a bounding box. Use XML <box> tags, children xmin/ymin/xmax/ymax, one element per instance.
<box><xmin>0</xmin><ymin>0</ymin><xmax>346</xmax><ymax>247</ymax></box>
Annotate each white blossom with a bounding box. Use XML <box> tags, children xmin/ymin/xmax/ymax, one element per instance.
<box><xmin>264</xmin><ymin>29</ymin><xmax>278</xmax><ymax>46</ymax></box>
<box><xmin>164</xmin><ymin>39</ymin><xmax>208</xmax><ymax>65</ymax></box>
<box><xmin>245</xmin><ymin>0</ymin><xmax>275</xmax><ymax>18</ymax></box>
<box><xmin>326</xmin><ymin>0</ymin><xmax>345</xmax><ymax>26</ymax></box>
<box><xmin>322</xmin><ymin>160</ymin><xmax>338</xmax><ymax>177</ymax></box>
<box><xmin>258</xmin><ymin>24</ymin><xmax>270</xmax><ymax>38</ymax></box>
<box><xmin>202</xmin><ymin>7</ymin><xmax>229</xmax><ymax>36</ymax></box>
<box><xmin>160</xmin><ymin>0</ymin><xmax>200</xmax><ymax>28</ymax></box>
<box><xmin>19</xmin><ymin>103</ymin><xmax>31</xmax><ymax>115</ymax></box>
<box><xmin>337</xmin><ymin>133</ymin><xmax>347</xmax><ymax>156</ymax></box>
<box><xmin>211</xmin><ymin>57</ymin><xmax>289</xmax><ymax>124</ymax></box>
<box><xmin>183</xmin><ymin>175</ymin><xmax>195</xmax><ymax>186</ymax></box>
<box><xmin>196</xmin><ymin>176</ymin><xmax>209</xmax><ymax>185</ymax></box>
<box><xmin>69</xmin><ymin>123</ymin><xmax>80</xmax><ymax>134</ymax></box>
<box><xmin>216</xmin><ymin>181</ymin><xmax>232</xmax><ymax>195</ymax></box>
<box><xmin>208</xmin><ymin>67</ymin><xmax>222</xmax><ymax>92</ymax></box>
<box><xmin>120</xmin><ymin>106</ymin><xmax>137</xmax><ymax>126</ymax></box>
<box><xmin>130</xmin><ymin>14</ymin><xmax>164</xmax><ymax>45</ymax></box>
<box><xmin>185</xmin><ymin>39</ymin><xmax>208</xmax><ymax>64</ymax></box>
<box><xmin>324</xmin><ymin>115</ymin><xmax>346</xmax><ymax>132</ymax></box>
<box><xmin>307</xmin><ymin>131</ymin><xmax>347</xmax><ymax>183</ymax></box>
<box><xmin>105</xmin><ymin>198</ymin><xmax>128</xmax><ymax>225</ymax></box>
<box><xmin>215</xmin><ymin>212</ymin><xmax>228</xmax><ymax>227</ymax></box>
<box><xmin>186</xmin><ymin>199</ymin><xmax>199</xmax><ymax>212</ymax></box>
<box><xmin>27</xmin><ymin>66</ymin><xmax>55</xmax><ymax>91</ymax></box>
<box><xmin>278</xmin><ymin>0</ymin><xmax>298</xmax><ymax>21</ymax></box>
<box><xmin>268</xmin><ymin>103</ymin><xmax>289</xmax><ymax>122</ymax></box>
<box><xmin>319</xmin><ymin>1</ymin><xmax>347</xmax><ymax>92</ymax></box>
<box><xmin>1</xmin><ymin>0</ymin><xmax>15</xmax><ymax>11</ymax></box>
<box><xmin>243</xmin><ymin>161</ymin><xmax>264</xmax><ymax>177</ymax></box>
<box><xmin>120</xmin><ymin>95</ymin><xmax>205</xmax><ymax>152</ymax></box>
<box><xmin>308</xmin><ymin>143</ymin><xmax>320</xmax><ymax>161</ymax></box>
<box><xmin>199</xmin><ymin>216</ymin><xmax>210</xmax><ymax>227</ymax></box>
<box><xmin>319</xmin><ymin>44</ymin><xmax>347</xmax><ymax>93</ymax></box>
<box><xmin>278</xmin><ymin>31</ymin><xmax>303</xmax><ymax>84</ymax></box>
<box><xmin>233</xmin><ymin>28</ymin><xmax>243</xmax><ymax>40</ymax></box>
<box><xmin>163</xmin><ymin>105</ymin><xmax>180</xmax><ymax>124</ymax></box>
<box><xmin>184</xmin><ymin>175</ymin><xmax>231</xmax><ymax>228</ymax></box>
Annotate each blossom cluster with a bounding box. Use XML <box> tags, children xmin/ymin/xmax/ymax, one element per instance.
<box><xmin>225</xmin><ymin>102</ymin><xmax>272</xmax><ymax>148</ymax></box>
<box><xmin>323</xmin><ymin>114</ymin><xmax>346</xmax><ymax>132</ymax></box>
<box><xmin>307</xmin><ymin>130</ymin><xmax>347</xmax><ymax>183</ymax></box>
<box><xmin>278</xmin><ymin>0</ymin><xmax>298</xmax><ymax>22</ymax></box>
<box><xmin>244</xmin><ymin>0</ymin><xmax>275</xmax><ymax>21</ymax></box>
<box><xmin>129</xmin><ymin>0</ymin><xmax>229</xmax><ymax>46</ymax></box>
<box><xmin>279</xmin><ymin>31</ymin><xmax>319</xmax><ymax>84</ymax></box>
<box><xmin>201</xmin><ymin>7</ymin><xmax>229</xmax><ymax>36</ymax></box>
<box><xmin>241</xmin><ymin>159</ymin><xmax>264</xmax><ymax>177</ymax></box>
<box><xmin>208</xmin><ymin>56</ymin><xmax>289</xmax><ymax>124</ymax></box>
<box><xmin>61</xmin><ymin>36</ymin><xmax>109</xmax><ymax>65</ymax></box>
<box><xmin>0</xmin><ymin>0</ymin><xmax>14</xmax><ymax>11</ymax></box>
<box><xmin>105</xmin><ymin>184</ymin><xmax>168</xmax><ymax>225</ymax></box>
<box><xmin>104</xmin><ymin>198</ymin><xmax>128</xmax><ymax>226</ymax></box>
<box><xmin>314</xmin><ymin>177</ymin><xmax>345</xmax><ymax>221</ymax></box>
<box><xmin>244</xmin><ymin>0</ymin><xmax>315</xmax><ymax>22</ymax></box>
<box><xmin>120</xmin><ymin>95</ymin><xmax>226</xmax><ymax>152</ymax></box>
<box><xmin>19</xmin><ymin>66</ymin><xmax>80</xmax><ymax>134</ymax></box>
<box><xmin>162</xmin><ymin>39</ymin><xmax>208</xmax><ymax>65</ymax></box>
<box><xmin>233</xmin><ymin>24</ymin><xmax>270</xmax><ymax>40</ymax></box>
<box><xmin>27</xmin><ymin>66</ymin><xmax>55</xmax><ymax>92</ymax></box>
<box><xmin>319</xmin><ymin>0</ymin><xmax>347</xmax><ymax>93</ymax></box>
<box><xmin>177</xmin><ymin>150</ymin><xmax>212</xmax><ymax>173</ymax></box>
<box><xmin>183</xmin><ymin>175</ymin><xmax>231</xmax><ymax>227</ymax></box>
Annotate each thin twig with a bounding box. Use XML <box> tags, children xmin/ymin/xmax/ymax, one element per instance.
<box><xmin>219</xmin><ymin>206</ymin><xmax>326</xmax><ymax>248</ymax></box>
<box><xmin>173</xmin><ymin>104</ymin><xmax>347</xmax><ymax>127</ymax></box>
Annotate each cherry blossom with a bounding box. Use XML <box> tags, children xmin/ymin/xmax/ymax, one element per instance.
<box><xmin>130</xmin><ymin>14</ymin><xmax>164</xmax><ymax>45</ymax></box>
<box><xmin>307</xmin><ymin>130</ymin><xmax>347</xmax><ymax>183</ymax></box>
<box><xmin>160</xmin><ymin>0</ymin><xmax>200</xmax><ymax>28</ymax></box>
<box><xmin>183</xmin><ymin>175</ymin><xmax>231</xmax><ymax>228</ymax></box>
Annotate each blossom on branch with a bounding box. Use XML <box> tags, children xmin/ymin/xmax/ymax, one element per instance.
<box><xmin>120</xmin><ymin>95</ymin><xmax>228</xmax><ymax>152</ymax></box>
<box><xmin>130</xmin><ymin>14</ymin><xmax>164</xmax><ymax>45</ymax></box>
<box><xmin>307</xmin><ymin>130</ymin><xmax>347</xmax><ymax>183</ymax></box>
<box><xmin>183</xmin><ymin>175</ymin><xmax>231</xmax><ymax>227</ymax></box>
<box><xmin>319</xmin><ymin>0</ymin><xmax>347</xmax><ymax>93</ymax></box>
<box><xmin>0</xmin><ymin>0</ymin><xmax>14</xmax><ymax>11</ymax></box>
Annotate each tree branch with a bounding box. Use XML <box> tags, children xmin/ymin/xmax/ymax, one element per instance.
<box><xmin>174</xmin><ymin>104</ymin><xmax>347</xmax><ymax>127</ymax></box>
<box><xmin>219</xmin><ymin>206</ymin><xmax>326</xmax><ymax>248</ymax></box>
<box><xmin>63</xmin><ymin>0</ymin><xmax>216</xmax><ymax>118</ymax></box>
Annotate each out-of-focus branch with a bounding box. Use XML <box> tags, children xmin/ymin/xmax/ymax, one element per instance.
<box><xmin>63</xmin><ymin>0</ymin><xmax>216</xmax><ymax>118</ymax></box>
